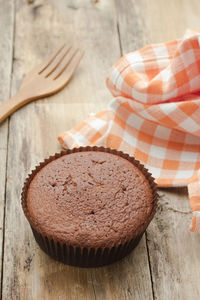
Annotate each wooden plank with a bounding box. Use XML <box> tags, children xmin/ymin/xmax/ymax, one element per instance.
<box><xmin>148</xmin><ymin>188</ymin><xmax>200</xmax><ymax>299</ymax></box>
<box><xmin>0</xmin><ymin>0</ymin><xmax>14</xmax><ymax>295</ymax></box>
<box><xmin>116</xmin><ymin>0</ymin><xmax>200</xmax><ymax>299</ymax></box>
<box><xmin>2</xmin><ymin>0</ymin><xmax>153</xmax><ymax>299</ymax></box>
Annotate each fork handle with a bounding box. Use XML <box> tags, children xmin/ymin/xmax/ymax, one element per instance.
<box><xmin>0</xmin><ymin>89</ymin><xmax>33</xmax><ymax>124</ymax></box>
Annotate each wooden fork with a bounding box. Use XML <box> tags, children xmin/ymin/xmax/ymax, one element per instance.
<box><xmin>0</xmin><ymin>45</ymin><xmax>84</xmax><ymax>124</ymax></box>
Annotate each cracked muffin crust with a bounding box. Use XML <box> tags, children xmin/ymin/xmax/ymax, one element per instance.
<box><xmin>26</xmin><ymin>151</ymin><xmax>154</xmax><ymax>248</ymax></box>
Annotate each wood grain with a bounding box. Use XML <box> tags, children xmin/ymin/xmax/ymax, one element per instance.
<box><xmin>2</xmin><ymin>0</ymin><xmax>153</xmax><ymax>299</ymax></box>
<box><xmin>116</xmin><ymin>0</ymin><xmax>200</xmax><ymax>299</ymax></box>
<box><xmin>148</xmin><ymin>189</ymin><xmax>200</xmax><ymax>300</ymax></box>
<box><xmin>0</xmin><ymin>0</ymin><xmax>14</xmax><ymax>296</ymax></box>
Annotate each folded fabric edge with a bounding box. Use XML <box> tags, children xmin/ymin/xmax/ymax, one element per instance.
<box><xmin>58</xmin><ymin>133</ymin><xmax>189</xmax><ymax>186</ymax></box>
<box><xmin>58</xmin><ymin>133</ymin><xmax>66</xmax><ymax>145</ymax></box>
<box><xmin>190</xmin><ymin>211</ymin><xmax>200</xmax><ymax>233</ymax></box>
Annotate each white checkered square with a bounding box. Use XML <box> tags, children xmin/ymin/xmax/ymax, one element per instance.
<box><xmin>131</xmin><ymin>86</ymin><xmax>148</xmax><ymax>103</ymax></box>
<box><xmin>126</xmin><ymin>113</ymin><xmax>144</xmax><ymax>130</ymax></box>
<box><xmin>189</xmin><ymin>76</ymin><xmax>200</xmax><ymax>91</ymax></box>
<box><xmin>160</xmin><ymin>68</ymin><xmax>173</xmax><ymax>82</ymax></box>
<box><xmin>153</xmin><ymin>44</ymin><xmax>169</xmax><ymax>58</ymax></box>
<box><xmin>179</xmin><ymin>117</ymin><xmax>199</xmax><ymax>132</ymax></box>
<box><xmin>116</xmin><ymin>74</ymin><xmax>125</xmax><ymax>91</ymax></box>
<box><xmin>175</xmin><ymin>169</ymin><xmax>195</xmax><ymax>179</ymax></box>
<box><xmin>123</xmin><ymin>130</ymin><xmax>138</xmax><ymax>146</ymax></box>
<box><xmin>147</xmin><ymin>166</ymin><xmax>162</xmax><ymax>178</ymax></box>
<box><xmin>109</xmin><ymin>68</ymin><xmax>120</xmax><ymax>85</ymax></box>
<box><xmin>90</xmin><ymin>118</ymin><xmax>107</xmax><ymax>130</ymax></box>
<box><xmin>159</xmin><ymin>102</ymin><xmax>177</xmax><ymax>115</ymax></box>
<box><xmin>181</xmin><ymin>49</ymin><xmax>196</xmax><ymax>68</ymax></box>
<box><xmin>180</xmin><ymin>151</ymin><xmax>199</xmax><ymax>162</ymax></box>
<box><xmin>127</xmin><ymin>52</ymin><xmax>144</xmax><ymax>63</ymax></box>
<box><xmin>149</xmin><ymin>145</ymin><xmax>167</xmax><ymax>159</ymax></box>
<box><xmin>69</xmin><ymin>132</ymin><xmax>88</xmax><ymax>146</ymax></box>
<box><xmin>154</xmin><ymin>125</ymin><xmax>172</xmax><ymax>140</ymax></box>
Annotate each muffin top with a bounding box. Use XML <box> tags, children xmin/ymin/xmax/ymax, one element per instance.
<box><xmin>26</xmin><ymin>151</ymin><xmax>154</xmax><ymax>248</ymax></box>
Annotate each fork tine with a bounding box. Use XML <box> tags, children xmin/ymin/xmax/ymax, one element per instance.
<box><xmin>44</xmin><ymin>45</ymin><xmax>72</xmax><ymax>78</ymax></box>
<box><xmin>38</xmin><ymin>44</ymin><xmax>66</xmax><ymax>74</ymax></box>
<box><xmin>53</xmin><ymin>49</ymin><xmax>84</xmax><ymax>80</ymax></box>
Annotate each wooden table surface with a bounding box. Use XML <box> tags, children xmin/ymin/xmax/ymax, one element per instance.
<box><xmin>1</xmin><ymin>0</ymin><xmax>200</xmax><ymax>299</ymax></box>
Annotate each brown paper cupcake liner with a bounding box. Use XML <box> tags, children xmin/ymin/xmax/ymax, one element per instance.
<box><xmin>31</xmin><ymin>227</ymin><xmax>143</xmax><ymax>267</ymax></box>
<box><xmin>21</xmin><ymin>146</ymin><xmax>158</xmax><ymax>267</ymax></box>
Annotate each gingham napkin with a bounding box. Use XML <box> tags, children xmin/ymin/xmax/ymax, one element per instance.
<box><xmin>58</xmin><ymin>30</ymin><xmax>200</xmax><ymax>233</ymax></box>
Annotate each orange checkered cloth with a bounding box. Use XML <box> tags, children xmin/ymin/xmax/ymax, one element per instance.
<box><xmin>58</xmin><ymin>30</ymin><xmax>200</xmax><ymax>233</ymax></box>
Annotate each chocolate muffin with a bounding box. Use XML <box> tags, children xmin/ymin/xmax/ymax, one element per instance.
<box><xmin>22</xmin><ymin>147</ymin><xmax>157</xmax><ymax>267</ymax></box>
